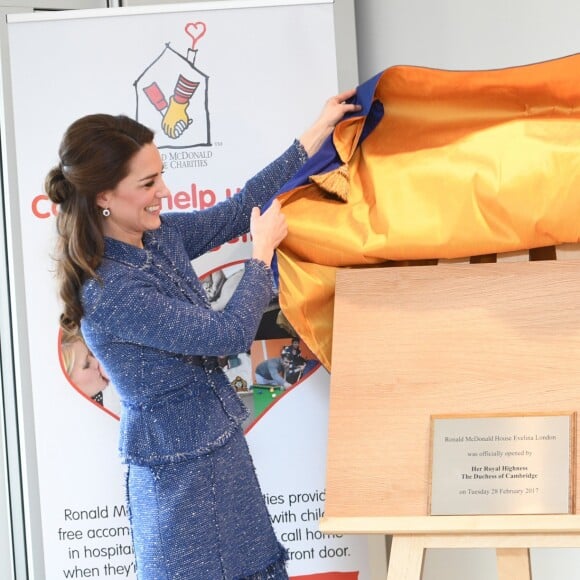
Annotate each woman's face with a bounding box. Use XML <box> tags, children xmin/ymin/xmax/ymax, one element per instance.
<box><xmin>68</xmin><ymin>340</ymin><xmax>109</xmax><ymax>398</ymax></box>
<box><xmin>97</xmin><ymin>143</ymin><xmax>170</xmax><ymax>247</ymax></box>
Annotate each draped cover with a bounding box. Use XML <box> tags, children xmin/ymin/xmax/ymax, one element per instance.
<box><xmin>274</xmin><ymin>53</ymin><xmax>580</xmax><ymax>370</ymax></box>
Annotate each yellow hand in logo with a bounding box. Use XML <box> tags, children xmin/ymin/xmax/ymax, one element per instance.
<box><xmin>162</xmin><ymin>97</ymin><xmax>191</xmax><ymax>139</ymax></box>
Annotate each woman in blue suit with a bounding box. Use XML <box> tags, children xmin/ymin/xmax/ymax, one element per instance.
<box><xmin>45</xmin><ymin>90</ymin><xmax>359</xmax><ymax>579</ymax></box>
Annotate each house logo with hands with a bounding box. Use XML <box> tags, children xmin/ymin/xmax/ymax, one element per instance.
<box><xmin>134</xmin><ymin>22</ymin><xmax>211</xmax><ymax>149</ymax></box>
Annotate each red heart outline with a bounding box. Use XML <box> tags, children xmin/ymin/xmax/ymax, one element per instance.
<box><xmin>185</xmin><ymin>21</ymin><xmax>207</xmax><ymax>50</ymax></box>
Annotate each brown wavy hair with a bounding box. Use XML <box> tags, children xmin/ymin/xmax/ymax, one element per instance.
<box><xmin>45</xmin><ymin>114</ymin><xmax>154</xmax><ymax>338</ymax></box>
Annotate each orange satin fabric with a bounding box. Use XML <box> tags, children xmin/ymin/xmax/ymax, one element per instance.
<box><xmin>277</xmin><ymin>54</ymin><xmax>580</xmax><ymax>370</ymax></box>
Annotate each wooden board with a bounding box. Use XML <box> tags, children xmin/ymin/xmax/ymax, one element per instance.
<box><xmin>326</xmin><ymin>257</ymin><xmax>580</xmax><ymax>519</ymax></box>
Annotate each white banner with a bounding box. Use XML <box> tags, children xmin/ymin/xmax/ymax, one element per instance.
<box><xmin>5</xmin><ymin>2</ymin><xmax>372</xmax><ymax>578</ymax></box>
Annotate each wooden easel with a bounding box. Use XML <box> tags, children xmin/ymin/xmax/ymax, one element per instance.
<box><xmin>322</xmin><ymin>250</ymin><xmax>580</xmax><ymax>579</ymax></box>
<box><xmin>321</xmin><ymin>514</ymin><xmax>580</xmax><ymax>579</ymax></box>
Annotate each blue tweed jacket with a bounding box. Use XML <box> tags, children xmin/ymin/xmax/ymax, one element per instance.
<box><xmin>80</xmin><ymin>141</ymin><xmax>307</xmax><ymax>466</ymax></box>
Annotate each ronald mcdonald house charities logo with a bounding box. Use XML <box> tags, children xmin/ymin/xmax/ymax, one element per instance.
<box><xmin>134</xmin><ymin>22</ymin><xmax>211</xmax><ymax>152</ymax></box>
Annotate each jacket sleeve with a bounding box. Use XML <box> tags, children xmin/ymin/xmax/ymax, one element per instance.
<box><xmin>82</xmin><ymin>259</ymin><xmax>275</xmax><ymax>357</ymax></box>
<box><xmin>166</xmin><ymin>140</ymin><xmax>308</xmax><ymax>259</ymax></box>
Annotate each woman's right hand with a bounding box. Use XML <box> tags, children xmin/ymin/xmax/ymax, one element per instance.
<box><xmin>250</xmin><ymin>199</ymin><xmax>288</xmax><ymax>266</ymax></box>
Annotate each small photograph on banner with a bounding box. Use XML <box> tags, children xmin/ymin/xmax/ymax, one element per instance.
<box><xmin>198</xmin><ymin>262</ymin><xmax>320</xmax><ymax>425</ymax></box>
<box><xmin>429</xmin><ymin>413</ymin><xmax>575</xmax><ymax>515</ymax></box>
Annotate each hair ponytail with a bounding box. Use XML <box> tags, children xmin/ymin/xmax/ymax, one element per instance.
<box><xmin>46</xmin><ymin>114</ymin><xmax>154</xmax><ymax>334</ymax></box>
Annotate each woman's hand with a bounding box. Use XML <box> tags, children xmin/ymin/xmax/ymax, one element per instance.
<box><xmin>299</xmin><ymin>88</ymin><xmax>362</xmax><ymax>157</ymax></box>
<box><xmin>250</xmin><ymin>199</ymin><xmax>288</xmax><ymax>266</ymax></box>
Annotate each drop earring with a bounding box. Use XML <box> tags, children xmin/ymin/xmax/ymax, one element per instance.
<box><xmin>102</xmin><ymin>208</ymin><xmax>111</xmax><ymax>217</ymax></box>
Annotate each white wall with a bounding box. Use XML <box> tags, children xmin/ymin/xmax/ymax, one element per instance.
<box><xmin>354</xmin><ymin>0</ymin><xmax>580</xmax><ymax>80</ymax></box>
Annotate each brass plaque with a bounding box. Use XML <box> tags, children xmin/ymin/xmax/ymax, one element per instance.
<box><xmin>430</xmin><ymin>414</ymin><xmax>575</xmax><ymax>515</ymax></box>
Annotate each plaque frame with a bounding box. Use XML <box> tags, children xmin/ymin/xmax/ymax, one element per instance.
<box><xmin>428</xmin><ymin>411</ymin><xmax>576</xmax><ymax>516</ymax></box>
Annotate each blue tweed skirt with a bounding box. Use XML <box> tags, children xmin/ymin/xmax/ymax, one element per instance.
<box><xmin>126</xmin><ymin>427</ymin><xmax>288</xmax><ymax>579</ymax></box>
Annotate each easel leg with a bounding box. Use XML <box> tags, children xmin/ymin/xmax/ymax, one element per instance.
<box><xmin>496</xmin><ymin>548</ymin><xmax>531</xmax><ymax>580</ymax></box>
<box><xmin>387</xmin><ymin>535</ymin><xmax>425</xmax><ymax>580</ymax></box>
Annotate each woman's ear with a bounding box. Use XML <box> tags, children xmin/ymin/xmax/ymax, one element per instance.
<box><xmin>96</xmin><ymin>191</ymin><xmax>111</xmax><ymax>210</ymax></box>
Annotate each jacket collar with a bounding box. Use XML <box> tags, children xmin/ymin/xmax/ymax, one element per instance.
<box><xmin>103</xmin><ymin>229</ymin><xmax>161</xmax><ymax>269</ymax></box>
